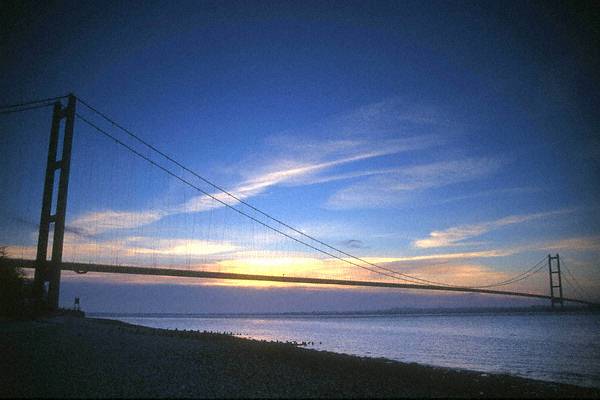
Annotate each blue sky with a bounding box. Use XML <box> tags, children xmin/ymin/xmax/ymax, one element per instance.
<box><xmin>1</xmin><ymin>1</ymin><xmax>599</xmax><ymax>311</ymax></box>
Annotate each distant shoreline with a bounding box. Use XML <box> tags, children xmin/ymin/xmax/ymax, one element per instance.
<box><xmin>88</xmin><ymin>304</ymin><xmax>600</xmax><ymax>319</ymax></box>
<box><xmin>2</xmin><ymin>315</ymin><xmax>599</xmax><ymax>398</ymax></box>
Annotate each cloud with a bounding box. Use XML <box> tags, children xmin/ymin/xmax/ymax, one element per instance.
<box><xmin>341</xmin><ymin>239</ymin><xmax>367</xmax><ymax>249</ymax></box>
<box><xmin>357</xmin><ymin>249</ymin><xmax>513</xmax><ymax>265</ymax></box>
<box><xmin>326</xmin><ymin>157</ymin><xmax>503</xmax><ymax>209</ymax></box>
<box><xmin>240</xmin><ymin>135</ymin><xmax>441</xmax><ymax>189</ymax></box>
<box><xmin>237</xmin><ymin>148</ymin><xmax>398</xmax><ymax>191</ymax></box>
<box><xmin>413</xmin><ymin>209</ymin><xmax>574</xmax><ymax>249</ymax></box>
<box><xmin>267</xmin><ymin>97</ymin><xmax>445</xmax><ymax>146</ymax></box>
<box><xmin>69</xmin><ymin>210</ymin><xmax>166</xmax><ymax>236</ymax></box>
<box><xmin>120</xmin><ymin>237</ymin><xmax>237</xmax><ymax>257</ymax></box>
<box><xmin>69</xmin><ymin>187</ymin><xmax>254</xmax><ymax>237</ymax></box>
<box><xmin>391</xmin><ymin>263</ymin><xmax>510</xmax><ymax>288</ymax></box>
<box><xmin>430</xmin><ymin>186</ymin><xmax>543</xmax><ymax>206</ymax></box>
<box><xmin>3</xmin><ymin>233</ymin><xmax>239</xmax><ymax>269</ymax></box>
<box><xmin>323</xmin><ymin>96</ymin><xmax>443</xmax><ymax>136</ymax></box>
<box><xmin>535</xmin><ymin>236</ymin><xmax>600</xmax><ymax>253</ymax></box>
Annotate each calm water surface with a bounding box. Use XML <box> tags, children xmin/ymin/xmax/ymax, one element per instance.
<box><xmin>106</xmin><ymin>312</ymin><xmax>600</xmax><ymax>388</ymax></box>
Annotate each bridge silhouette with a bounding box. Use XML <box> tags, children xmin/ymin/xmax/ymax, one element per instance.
<box><xmin>0</xmin><ymin>94</ymin><xmax>596</xmax><ymax>309</ymax></box>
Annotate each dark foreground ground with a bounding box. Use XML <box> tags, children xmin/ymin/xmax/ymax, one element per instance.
<box><xmin>1</xmin><ymin>316</ymin><xmax>599</xmax><ymax>398</ymax></box>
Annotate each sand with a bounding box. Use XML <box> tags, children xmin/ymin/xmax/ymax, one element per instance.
<box><xmin>1</xmin><ymin>315</ymin><xmax>598</xmax><ymax>398</ymax></box>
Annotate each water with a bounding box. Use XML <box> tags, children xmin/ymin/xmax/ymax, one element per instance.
<box><xmin>103</xmin><ymin>311</ymin><xmax>600</xmax><ymax>388</ymax></box>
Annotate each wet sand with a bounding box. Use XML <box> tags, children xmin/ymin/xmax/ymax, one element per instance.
<box><xmin>1</xmin><ymin>316</ymin><xmax>598</xmax><ymax>398</ymax></box>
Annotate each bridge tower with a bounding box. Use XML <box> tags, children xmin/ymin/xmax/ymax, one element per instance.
<box><xmin>33</xmin><ymin>94</ymin><xmax>76</xmax><ymax>311</ymax></box>
<box><xmin>548</xmin><ymin>254</ymin><xmax>564</xmax><ymax>308</ymax></box>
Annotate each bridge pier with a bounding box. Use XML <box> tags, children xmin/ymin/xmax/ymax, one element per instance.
<box><xmin>33</xmin><ymin>94</ymin><xmax>76</xmax><ymax>311</ymax></box>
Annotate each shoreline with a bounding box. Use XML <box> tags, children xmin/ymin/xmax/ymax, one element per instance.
<box><xmin>2</xmin><ymin>315</ymin><xmax>599</xmax><ymax>398</ymax></box>
<box><xmin>88</xmin><ymin>305</ymin><xmax>600</xmax><ymax>319</ymax></box>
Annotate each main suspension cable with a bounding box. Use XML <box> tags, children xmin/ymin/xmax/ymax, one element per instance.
<box><xmin>470</xmin><ymin>256</ymin><xmax>547</xmax><ymax>288</ymax></box>
<box><xmin>0</xmin><ymin>102</ymin><xmax>55</xmax><ymax>115</ymax></box>
<box><xmin>562</xmin><ymin>259</ymin><xmax>591</xmax><ymax>299</ymax></box>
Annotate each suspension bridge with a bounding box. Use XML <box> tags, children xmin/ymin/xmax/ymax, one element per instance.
<box><xmin>0</xmin><ymin>94</ymin><xmax>596</xmax><ymax>310</ymax></box>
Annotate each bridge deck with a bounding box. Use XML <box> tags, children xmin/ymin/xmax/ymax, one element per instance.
<box><xmin>1</xmin><ymin>258</ymin><xmax>596</xmax><ymax>306</ymax></box>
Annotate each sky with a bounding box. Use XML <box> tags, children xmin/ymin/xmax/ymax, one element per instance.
<box><xmin>1</xmin><ymin>0</ymin><xmax>599</xmax><ymax>312</ymax></box>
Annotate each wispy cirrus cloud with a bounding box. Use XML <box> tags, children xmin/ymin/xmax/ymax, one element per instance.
<box><xmin>4</xmin><ymin>234</ymin><xmax>239</xmax><ymax>266</ymax></box>
<box><xmin>357</xmin><ymin>249</ymin><xmax>513</xmax><ymax>266</ymax></box>
<box><xmin>241</xmin><ymin>134</ymin><xmax>442</xmax><ymax>189</ymax></box>
<box><xmin>413</xmin><ymin>209</ymin><xmax>575</xmax><ymax>249</ymax></box>
<box><xmin>430</xmin><ymin>186</ymin><xmax>543</xmax><ymax>206</ymax></box>
<box><xmin>314</xmin><ymin>96</ymin><xmax>443</xmax><ymax>136</ymax></box>
<box><xmin>70</xmin><ymin>210</ymin><xmax>166</xmax><ymax>236</ymax></box>
<box><xmin>536</xmin><ymin>235</ymin><xmax>600</xmax><ymax>253</ymax></box>
<box><xmin>120</xmin><ymin>237</ymin><xmax>237</xmax><ymax>257</ymax></box>
<box><xmin>326</xmin><ymin>157</ymin><xmax>503</xmax><ymax>209</ymax></box>
<box><xmin>235</xmin><ymin>146</ymin><xmax>400</xmax><ymax>192</ymax></box>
